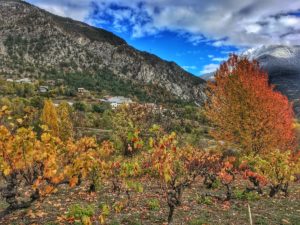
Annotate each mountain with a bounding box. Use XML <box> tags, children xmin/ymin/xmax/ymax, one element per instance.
<box><xmin>0</xmin><ymin>0</ymin><xmax>206</xmax><ymax>103</ymax></box>
<box><xmin>200</xmin><ymin>72</ymin><xmax>215</xmax><ymax>81</ymax></box>
<box><xmin>242</xmin><ymin>45</ymin><xmax>300</xmax><ymax>117</ymax></box>
<box><xmin>242</xmin><ymin>45</ymin><xmax>300</xmax><ymax>76</ymax></box>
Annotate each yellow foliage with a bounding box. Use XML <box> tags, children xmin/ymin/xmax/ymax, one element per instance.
<box><xmin>41</xmin><ymin>99</ymin><xmax>59</xmax><ymax>137</ymax></box>
<box><xmin>244</xmin><ymin>149</ymin><xmax>300</xmax><ymax>185</ymax></box>
<box><xmin>57</xmin><ymin>102</ymin><xmax>73</xmax><ymax>141</ymax></box>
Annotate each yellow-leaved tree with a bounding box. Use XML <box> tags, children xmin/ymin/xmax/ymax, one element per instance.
<box><xmin>0</xmin><ymin>105</ymin><xmax>64</xmax><ymax>215</ymax></box>
<box><xmin>57</xmin><ymin>101</ymin><xmax>73</xmax><ymax>141</ymax></box>
<box><xmin>40</xmin><ymin>99</ymin><xmax>59</xmax><ymax>137</ymax></box>
<box><xmin>0</xmin><ymin>104</ymin><xmax>114</xmax><ymax>216</ymax></box>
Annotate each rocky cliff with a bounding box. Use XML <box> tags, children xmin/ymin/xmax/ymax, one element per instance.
<box><xmin>0</xmin><ymin>0</ymin><xmax>206</xmax><ymax>103</ymax></box>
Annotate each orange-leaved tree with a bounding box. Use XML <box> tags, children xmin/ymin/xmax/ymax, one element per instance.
<box><xmin>0</xmin><ymin>106</ymin><xmax>65</xmax><ymax>216</ymax></box>
<box><xmin>63</xmin><ymin>137</ymin><xmax>115</xmax><ymax>193</ymax></box>
<box><xmin>0</xmin><ymin>104</ymin><xmax>114</xmax><ymax>216</ymax></box>
<box><xmin>205</xmin><ymin>54</ymin><xmax>296</xmax><ymax>155</ymax></box>
<box><xmin>149</xmin><ymin>132</ymin><xmax>202</xmax><ymax>224</ymax></box>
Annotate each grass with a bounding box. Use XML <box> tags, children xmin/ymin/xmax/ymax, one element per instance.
<box><xmin>147</xmin><ymin>198</ymin><xmax>160</xmax><ymax>211</ymax></box>
<box><xmin>196</xmin><ymin>194</ymin><xmax>213</xmax><ymax>205</ymax></box>
<box><xmin>234</xmin><ymin>189</ymin><xmax>260</xmax><ymax>201</ymax></box>
<box><xmin>66</xmin><ymin>204</ymin><xmax>95</xmax><ymax>219</ymax></box>
<box><xmin>189</xmin><ymin>217</ymin><xmax>209</xmax><ymax>225</ymax></box>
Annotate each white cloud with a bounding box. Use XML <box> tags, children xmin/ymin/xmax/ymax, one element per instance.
<box><xmin>279</xmin><ymin>15</ymin><xmax>300</xmax><ymax>27</ymax></box>
<box><xmin>245</xmin><ymin>24</ymin><xmax>261</xmax><ymax>34</ymax></box>
<box><xmin>26</xmin><ymin>0</ymin><xmax>300</xmax><ymax>47</ymax></box>
<box><xmin>212</xmin><ymin>57</ymin><xmax>227</xmax><ymax>62</ymax></box>
<box><xmin>30</xmin><ymin>0</ymin><xmax>93</xmax><ymax>21</ymax></box>
<box><xmin>200</xmin><ymin>63</ymin><xmax>220</xmax><ymax>75</ymax></box>
<box><xmin>182</xmin><ymin>65</ymin><xmax>197</xmax><ymax>70</ymax></box>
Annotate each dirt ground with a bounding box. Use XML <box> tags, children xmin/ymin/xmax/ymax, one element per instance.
<box><xmin>0</xmin><ymin>178</ymin><xmax>299</xmax><ymax>225</ymax></box>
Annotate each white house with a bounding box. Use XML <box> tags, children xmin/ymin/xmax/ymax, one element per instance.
<box><xmin>53</xmin><ymin>101</ymin><xmax>74</xmax><ymax>107</ymax></box>
<box><xmin>77</xmin><ymin>87</ymin><xmax>90</xmax><ymax>96</ymax></box>
<box><xmin>100</xmin><ymin>96</ymin><xmax>133</xmax><ymax>109</ymax></box>
<box><xmin>39</xmin><ymin>86</ymin><xmax>49</xmax><ymax>93</ymax></box>
<box><xmin>15</xmin><ymin>78</ymin><xmax>32</xmax><ymax>84</ymax></box>
<box><xmin>78</xmin><ymin>87</ymin><xmax>86</xmax><ymax>93</ymax></box>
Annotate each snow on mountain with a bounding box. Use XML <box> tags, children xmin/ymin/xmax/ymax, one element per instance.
<box><xmin>200</xmin><ymin>72</ymin><xmax>215</xmax><ymax>81</ymax></box>
<box><xmin>242</xmin><ymin>45</ymin><xmax>300</xmax><ymax>77</ymax></box>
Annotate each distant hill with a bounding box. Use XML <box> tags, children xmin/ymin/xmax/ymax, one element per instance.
<box><xmin>200</xmin><ymin>72</ymin><xmax>215</xmax><ymax>81</ymax></box>
<box><xmin>0</xmin><ymin>0</ymin><xmax>206</xmax><ymax>103</ymax></box>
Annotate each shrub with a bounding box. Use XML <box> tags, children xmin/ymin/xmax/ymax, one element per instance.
<box><xmin>189</xmin><ymin>217</ymin><xmax>209</xmax><ymax>225</ymax></box>
<box><xmin>196</xmin><ymin>194</ymin><xmax>213</xmax><ymax>205</ymax></box>
<box><xmin>109</xmin><ymin>220</ymin><xmax>120</xmax><ymax>225</ymax></box>
<box><xmin>67</xmin><ymin>204</ymin><xmax>95</xmax><ymax>225</ymax></box>
<box><xmin>73</xmin><ymin>102</ymin><xmax>87</xmax><ymax>112</ymax></box>
<box><xmin>147</xmin><ymin>198</ymin><xmax>160</xmax><ymax>211</ymax></box>
<box><xmin>234</xmin><ymin>189</ymin><xmax>260</xmax><ymax>201</ymax></box>
<box><xmin>92</xmin><ymin>103</ymin><xmax>111</xmax><ymax>113</ymax></box>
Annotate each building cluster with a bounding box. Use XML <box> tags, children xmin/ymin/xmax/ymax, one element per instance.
<box><xmin>5</xmin><ymin>78</ymin><xmax>138</xmax><ymax>110</ymax></box>
<box><xmin>99</xmin><ymin>96</ymin><xmax>133</xmax><ymax>109</ymax></box>
<box><xmin>77</xmin><ymin>87</ymin><xmax>90</xmax><ymax>96</ymax></box>
<box><xmin>5</xmin><ymin>78</ymin><xmax>66</xmax><ymax>94</ymax></box>
<box><xmin>6</xmin><ymin>78</ymin><xmax>33</xmax><ymax>84</ymax></box>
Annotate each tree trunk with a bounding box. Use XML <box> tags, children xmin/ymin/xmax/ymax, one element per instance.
<box><xmin>247</xmin><ymin>176</ymin><xmax>263</xmax><ymax>194</ymax></box>
<box><xmin>269</xmin><ymin>184</ymin><xmax>280</xmax><ymax>197</ymax></box>
<box><xmin>167</xmin><ymin>205</ymin><xmax>175</xmax><ymax>225</ymax></box>
<box><xmin>225</xmin><ymin>184</ymin><xmax>232</xmax><ymax>201</ymax></box>
<box><xmin>89</xmin><ymin>183</ymin><xmax>96</xmax><ymax>193</ymax></box>
<box><xmin>204</xmin><ymin>173</ymin><xmax>217</xmax><ymax>189</ymax></box>
<box><xmin>281</xmin><ymin>183</ymin><xmax>289</xmax><ymax>197</ymax></box>
<box><xmin>167</xmin><ymin>185</ymin><xmax>184</xmax><ymax>224</ymax></box>
<box><xmin>0</xmin><ymin>173</ymin><xmax>40</xmax><ymax>218</ymax></box>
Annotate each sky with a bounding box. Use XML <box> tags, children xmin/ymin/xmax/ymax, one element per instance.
<box><xmin>26</xmin><ymin>0</ymin><xmax>300</xmax><ymax>76</ymax></box>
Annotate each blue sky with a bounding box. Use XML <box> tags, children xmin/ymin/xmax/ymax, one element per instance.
<box><xmin>91</xmin><ymin>27</ymin><xmax>238</xmax><ymax>76</ymax></box>
<box><xmin>27</xmin><ymin>0</ymin><xmax>300</xmax><ymax>76</ymax></box>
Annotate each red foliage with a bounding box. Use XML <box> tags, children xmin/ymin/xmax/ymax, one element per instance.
<box><xmin>205</xmin><ymin>54</ymin><xmax>296</xmax><ymax>155</ymax></box>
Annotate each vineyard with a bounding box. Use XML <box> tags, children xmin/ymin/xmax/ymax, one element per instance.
<box><xmin>0</xmin><ymin>56</ymin><xmax>299</xmax><ymax>225</ymax></box>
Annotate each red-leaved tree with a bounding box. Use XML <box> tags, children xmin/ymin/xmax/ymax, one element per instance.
<box><xmin>205</xmin><ymin>54</ymin><xmax>296</xmax><ymax>156</ymax></box>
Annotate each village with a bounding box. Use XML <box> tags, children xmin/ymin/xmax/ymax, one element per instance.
<box><xmin>0</xmin><ymin>76</ymin><xmax>183</xmax><ymax>144</ymax></box>
<box><xmin>5</xmin><ymin>77</ymin><xmax>135</xmax><ymax>108</ymax></box>
<box><xmin>1</xmin><ymin>76</ymin><xmax>170</xmax><ymax>118</ymax></box>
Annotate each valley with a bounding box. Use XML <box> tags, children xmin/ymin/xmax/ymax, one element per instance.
<box><xmin>0</xmin><ymin>1</ymin><xmax>299</xmax><ymax>225</ymax></box>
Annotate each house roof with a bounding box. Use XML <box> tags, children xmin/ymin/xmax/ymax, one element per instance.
<box><xmin>100</xmin><ymin>96</ymin><xmax>132</xmax><ymax>104</ymax></box>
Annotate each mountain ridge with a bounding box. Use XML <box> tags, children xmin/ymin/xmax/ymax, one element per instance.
<box><xmin>0</xmin><ymin>0</ymin><xmax>206</xmax><ymax>103</ymax></box>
